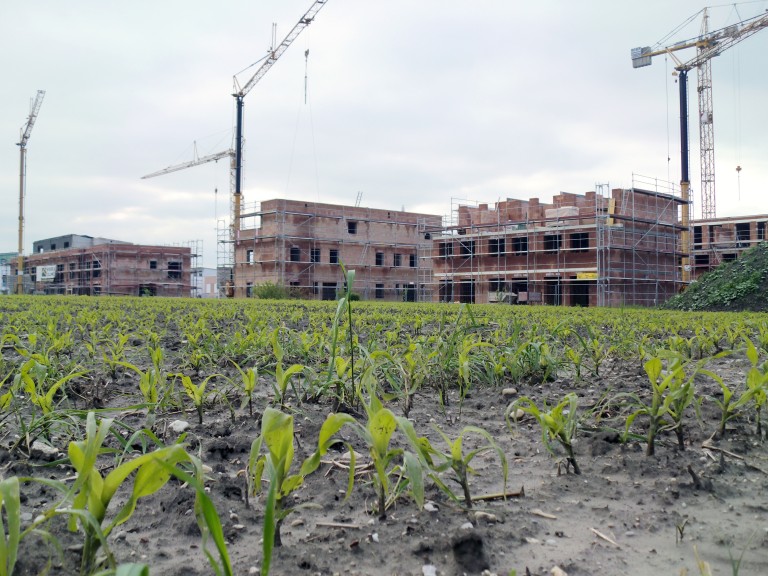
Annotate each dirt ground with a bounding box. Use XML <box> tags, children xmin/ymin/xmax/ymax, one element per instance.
<box><xmin>6</xmin><ymin>350</ymin><xmax>768</xmax><ymax>576</ymax></box>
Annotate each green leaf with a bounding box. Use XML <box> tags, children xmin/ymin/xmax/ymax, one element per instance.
<box><xmin>0</xmin><ymin>477</ymin><xmax>21</xmax><ymax>576</ymax></box>
<box><xmin>369</xmin><ymin>408</ymin><xmax>397</xmax><ymax>458</ymax></box>
<box><xmin>402</xmin><ymin>452</ymin><xmax>424</xmax><ymax>510</ymax></box>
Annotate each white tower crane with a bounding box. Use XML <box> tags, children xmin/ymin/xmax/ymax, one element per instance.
<box><xmin>16</xmin><ymin>90</ymin><xmax>46</xmax><ymax>295</ymax></box>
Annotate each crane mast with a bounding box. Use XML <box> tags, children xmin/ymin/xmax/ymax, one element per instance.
<box><xmin>16</xmin><ymin>90</ymin><xmax>46</xmax><ymax>295</ymax></box>
<box><xmin>231</xmin><ymin>0</ymin><xmax>330</xmax><ymax>243</ymax></box>
<box><xmin>142</xmin><ymin>0</ymin><xmax>330</xmax><ymax>296</ymax></box>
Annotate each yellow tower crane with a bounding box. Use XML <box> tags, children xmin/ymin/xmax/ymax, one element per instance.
<box><xmin>16</xmin><ymin>90</ymin><xmax>45</xmax><ymax>295</ymax></box>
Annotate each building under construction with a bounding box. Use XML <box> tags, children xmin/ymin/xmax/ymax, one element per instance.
<box><xmin>431</xmin><ymin>180</ymin><xmax>688</xmax><ymax>307</ymax></box>
<box><xmin>234</xmin><ymin>199</ymin><xmax>441</xmax><ymax>301</ymax></box>
<box><xmin>11</xmin><ymin>234</ymin><xmax>194</xmax><ymax>297</ymax></box>
<box><xmin>691</xmin><ymin>214</ymin><xmax>768</xmax><ymax>278</ymax></box>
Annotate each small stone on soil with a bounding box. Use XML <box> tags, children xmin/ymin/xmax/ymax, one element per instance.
<box><xmin>168</xmin><ymin>420</ymin><xmax>190</xmax><ymax>434</ymax></box>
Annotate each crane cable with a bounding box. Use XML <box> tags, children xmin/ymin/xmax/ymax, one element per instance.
<box><xmin>285</xmin><ymin>38</ymin><xmax>322</xmax><ymax>202</ymax></box>
<box><xmin>665</xmin><ymin>55</ymin><xmax>672</xmax><ymax>184</ymax></box>
<box><xmin>728</xmin><ymin>3</ymin><xmax>745</xmax><ymax>201</ymax></box>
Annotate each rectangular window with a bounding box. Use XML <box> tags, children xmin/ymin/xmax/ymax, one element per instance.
<box><xmin>93</xmin><ymin>286</ymin><xmax>101</xmax><ymax>295</ymax></box>
<box><xmin>312</xmin><ymin>281</ymin><xmax>318</xmax><ymax>295</ymax></box>
<box><xmin>93</xmin><ymin>260</ymin><xmax>102</xmax><ymax>278</ymax></box>
<box><xmin>512</xmin><ymin>237</ymin><xmax>528</xmax><ymax>255</ymax></box>
<box><xmin>246</xmin><ymin>282</ymin><xmax>253</xmax><ymax>298</ymax></box>
<box><xmin>570</xmin><ymin>232</ymin><xmax>589</xmax><ymax>252</ymax></box>
<box><xmin>459</xmin><ymin>240</ymin><xmax>475</xmax><ymax>256</ymax></box>
<box><xmin>489</xmin><ymin>278</ymin><xmax>506</xmax><ymax>292</ymax></box>
<box><xmin>50</xmin><ymin>244</ymin><xmax>56</xmax><ymax>250</ymax></box>
<box><xmin>347</xmin><ymin>221</ymin><xmax>358</xmax><ymax>234</ymax></box>
<box><xmin>693</xmin><ymin>226</ymin><xmax>703</xmax><ymax>248</ymax></box>
<box><xmin>63</xmin><ymin>241</ymin><xmax>70</xmax><ymax>248</ymax></box>
<box><xmin>488</xmin><ymin>238</ymin><xmax>505</xmax><ymax>255</ymax></box>
<box><xmin>330</xmin><ymin>249</ymin><xmax>339</xmax><ymax>264</ymax></box>
<box><xmin>439</xmin><ymin>280</ymin><xmax>453</xmax><ymax>303</ymax></box>
<box><xmin>439</xmin><ymin>242</ymin><xmax>454</xmax><ymax>257</ymax></box>
<box><xmin>544</xmin><ymin>235</ymin><xmax>562</xmax><ymax>252</ymax></box>
<box><xmin>168</xmin><ymin>261</ymin><xmax>182</xmax><ymax>280</ymax></box>
<box><xmin>375</xmin><ymin>284</ymin><xmax>384</xmax><ymax>299</ymax></box>
<box><xmin>149</xmin><ymin>260</ymin><xmax>157</xmax><ymax>269</ymax></box>
<box><xmin>393</xmin><ymin>253</ymin><xmax>402</xmax><ymax>267</ymax></box>
<box><xmin>409</xmin><ymin>254</ymin><xmax>416</xmax><ymax>267</ymax></box>
<box><xmin>246</xmin><ymin>250</ymin><xmax>254</xmax><ymax>264</ymax></box>
<box><xmin>758</xmin><ymin>222</ymin><xmax>766</xmax><ymax>241</ymax></box>
<box><xmin>69</xmin><ymin>262</ymin><xmax>76</xmax><ymax>280</ymax></box>
<box><xmin>311</xmin><ymin>248</ymin><xmax>320</xmax><ymax>263</ymax></box>
<box><xmin>695</xmin><ymin>254</ymin><xmax>710</xmax><ymax>266</ymax></box>
<box><xmin>290</xmin><ymin>246</ymin><xmax>301</xmax><ymax>262</ymax></box>
<box><xmin>736</xmin><ymin>223</ymin><xmax>750</xmax><ymax>248</ymax></box>
<box><xmin>375</xmin><ymin>252</ymin><xmax>384</xmax><ymax>266</ymax></box>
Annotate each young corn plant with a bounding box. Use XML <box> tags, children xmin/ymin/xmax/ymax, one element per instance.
<box><xmin>326</xmin><ymin>264</ymin><xmax>357</xmax><ymax>409</ymax></box>
<box><xmin>176</xmin><ymin>373</ymin><xmax>220</xmax><ymax>425</ymax></box>
<box><xmin>230</xmin><ymin>361</ymin><xmax>258</xmax><ymax>416</ymax></box>
<box><xmin>403</xmin><ymin>423</ymin><xmax>507</xmax><ymax>509</ymax></box>
<box><xmin>377</xmin><ymin>345</ymin><xmax>428</xmax><ymax>418</ymax></box>
<box><xmin>249</xmin><ymin>408</ymin><xmax>329</xmax><ymax>575</ymax></box>
<box><xmin>112</xmin><ymin>361</ymin><xmax>160</xmax><ymax>426</ymax></box>
<box><xmin>16</xmin><ymin>358</ymin><xmax>86</xmax><ymax>418</ymax></box>
<box><xmin>0</xmin><ymin>477</ymin><xmax>20</xmax><ymax>576</ymax></box>
<box><xmin>571</xmin><ymin>325</ymin><xmax>615</xmax><ymax>377</ymax></box>
<box><xmin>309</xmin><ymin>392</ymin><xmax>424</xmax><ymax>519</ymax></box>
<box><xmin>744</xmin><ymin>336</ymin><xmax>768</xmax><ymax>438</ymax></box>
<box><xmin>64</xmin><ymin>412</ymin><xmax>202</xmax><ymax>574</ymax></box>
<box><xmin>269</xmin><ymin>329</ymin><xmax>305</xmax><ymax>410</ymax></box>
<box><xmin>508</xmin><ymin>393</ymin><xmax>582</xmax><ymax>474</ymax></box>
<box><xmin>709</xmin><ymin>370</ymin><xmax>755</xmax><ymax>439</ymax></box>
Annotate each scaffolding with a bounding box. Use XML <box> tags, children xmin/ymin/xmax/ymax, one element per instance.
<box><xmin>233</xmin><ymin>199</ymin><xmax>441</xmax><ymax>301</ymax></box>
<box><xmin>596</xmin><ymin>175</ymin><xmax>689</xmax><ymax>306</ymax></box>
<box><xmin>14</xmin><ymin>243</ymin><xmax>194</xmax><ymax>297</ymax></box>
<box><xmin>430</xmin><ymin>178</ymin><xmax>688</xmax><ymax>307</ymax></box>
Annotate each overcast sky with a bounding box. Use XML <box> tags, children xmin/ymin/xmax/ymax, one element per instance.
<box><xmin>2</xmin><ymin>1</ymin><xmax>767</xmax><ymax>268</ymax></box>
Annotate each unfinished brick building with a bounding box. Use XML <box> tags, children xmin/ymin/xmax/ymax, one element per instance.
<box><xmin>431</xmin><ymin>184</ymin><xmax>688</xmax><ymax>307</ymax></box>
<box><xmin>13</xmin><ymin>235</ymin><xmax>193</xmax><ymax>296</ymax></box>
<box><xmin>234</xmin><ymin>199</ymin><xmax>442</xmax><ymax>300</ymax></box>
<box><xmin>691</xmin><ymin>214</ymin><xmax>768</xmax><ymax>278</ymax></box>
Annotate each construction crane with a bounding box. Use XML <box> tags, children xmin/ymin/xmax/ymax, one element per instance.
<box><xmin>144</xmin><ymin>1</ymin><xmax>330</xmax><ymax>295</ymax></box>
<box><xmin>632</xmin><ymin>9</ymin><xmax>768</xmax><ymax>222</ymax></box>
<box><xmin>16</xmin><ymin>90</ymin><xmax>46</xmax><ymax>295</ymax></box>
<box><xmin>142</xmin><ymin>145</ymin><xmax>235</xmax><ymax>295</ymax></box>
<box><xmin>231</xmin><ymin>0</ymin><xmax>330</xmax><ymax>239</ymax></box>
<box><xmin>142</xmin><ymin>147</ymin><xmax>233</xmax><ymax>180</ymax></box>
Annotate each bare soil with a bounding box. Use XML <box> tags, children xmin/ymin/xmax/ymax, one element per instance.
<box><xmin>6</xmin><ymin>352</ymin><xmax>768</xmax><ymax>576</ymax></box>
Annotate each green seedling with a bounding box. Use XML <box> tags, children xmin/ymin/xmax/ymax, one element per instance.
<box><xmin>66</xmin><ymin>412</ymin><xmax>198</xmax><ymax>574</ymax></box>
<box><xmin>509</xmin><ymin>393</ymin><xmax>581</xmax><ymax>474</ymax></box>
<box><xmin>249</xmin><ymin>408</ymin><xmax>324</xmax><ymax>575</ymax></box>
<box><xmin>0</xmin><ymin>477</ymin><xmax>20</xmax><ymax>576</ymax></box>
<box><xmin>112</xmin><ymin>361</ymin><xmax>160</xmax><ymax>426</ymax></box>
<box><xmin>621</xmin><ymin>357</ymin><xmax>678</xmax><ymax>456</ymax></box>
<box><xmin>176</xmin><ymin>373</ymin><xmax>220</xmax><ymax>425</ymax></box>
<box><xmin>355</xmin><ymin>394</ymin><xmax>423</xmax><ymax>519</ymax></box>
<box><xmin>708</xmin><ymin>369</ymin><xmax>754</xmax><ymax>439</ymax></box>
<box><xmin>269</xmin><ymin>328</ymin><xmax>305</xmax><ymax>409</ymax></box>
<box><xmin>15</xmin><ymin>358</ymin><xmax>85</xmax><ymax>417</ymax></box>
<box><xmin>326</xmin><ymin>264</ymin><xmax>357</xmax><ymax>408</ymax></box>
<box><xmin>406</xmin><ymin>423</ymin><xmax>507</xmax><ymax>508</ymax></box>
<box><xmin>744</xmin><ymin>336</ymin><xmax>768</xmax><ymax>438</ymax></box>
<box><xmin>230</xmin><ymin>361</ymin><xmax>258</xmax><ymax>416</ymax></box>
